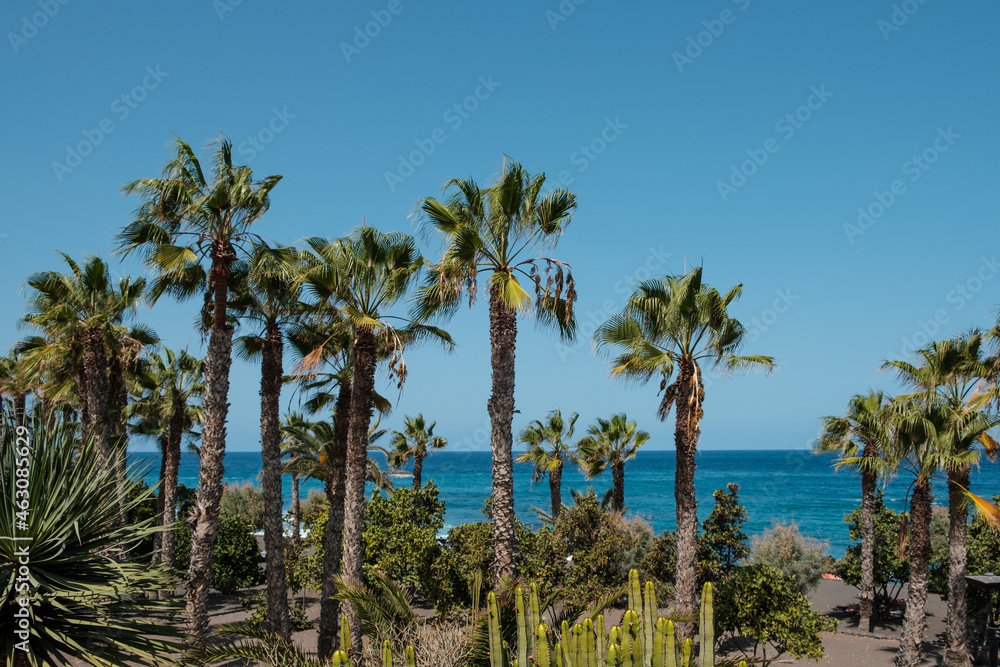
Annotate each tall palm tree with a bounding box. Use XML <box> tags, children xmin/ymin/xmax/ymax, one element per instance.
<box><xmin>388</xmin><ymin>414</ymin><xmax>447</xmax><ymax>490</ymax></box>
<box><xmin>883</xmin><ymin>334</ymin><xmax>1000</xmax><ymax>667</ymax></box>
<box><xmin>415</xmin><ymin>159</ymin><xmax>578</xmax><ymax>583</ymax></box>
<box><xmin>280</xmin><ymin>412</ymin><xmax>313</xmax><ymax>543</ymax></box>
<box><xmin>301</xmin><ymin>227</ymin><xmax>450</xmax><ymax>651</ymax></box>
<box><xmin>815</xmin><ymin>391</ymin><xmax>892</xmax><ymax>632</ymax></box>
<box><xmin>22</xmin><ymin>254</ymin><xmax>151</xmax><ymax>468</ymax></box>
<box><xmin>577</xmin><ymin>413</ymin><xmax>650</xmax><ymax>512</ymax></box>
<box><xmin>232</xmin><ymin>243</ymin><xmax>305</xmax><ymax>641</ymax></box>
<box><xmin>516</xmin><ymin>409</ymin><xmax>579</xmax><ymax>523</ymax></box>
<box><xmin>594</xmin><ymin>266</ymin><xmax>774</xmax><ymax>629</ymax></box>
<box><xmin>116</xmin><ymin>137</ymin><xmax>281</xmax><ymax>642</ymax></box>
<box><xmin>130</xmin><ymin>348</ymin><xmax>204</xmax><ymax>569</ymax></box>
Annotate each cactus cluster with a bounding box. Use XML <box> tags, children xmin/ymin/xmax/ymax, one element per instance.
<box><xmin>484</xmin><ymin>570</ymin><xmax>744</xmax><ymax>667</ymax></box>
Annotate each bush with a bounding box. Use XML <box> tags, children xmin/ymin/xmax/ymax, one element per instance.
<box><xmin>555</xmin><ymin>495</ymin><xmax>655</xmax><ymax>612</ymax></box>
<box><xmin>640</xmin><ymin>483</ymin><xmax>750</xmax><ymax>590</ymax></box>
<box><xmin>420</xmin><ymin>519</ymin><xmax>563</xmax><ymax>615</ymax></box>
<box><xmin>221</xmin><ymin>482</ymin><xmax>265</xmax><ymax>530</ymax></box>
<box><xmin>240</xmin><ymin>591</ymin><xmax>313</xmax><ymax>632</ymax></box>
<box><xmin>716</xmin><ymin>564</ymin><xmax>837</xmax><ymax>666</ymax></box>
<box><xmin>175</xmin><ymin>514</ymin><xmax>264</xmax><ymax>594</ymax></box>
<box><xmin>364</xmin><ymin>484</ymin><xmax>445</xmax><ymax>587</ymax></box>
<box><xmin>750</xmin><ymin>520</ymin><xmax>828</xmax><ymax>593</ymax></box>
<box><xmin>835</xmin><ymin>491</ymin><xmax>908</xmax><ymax>610</ymax></box>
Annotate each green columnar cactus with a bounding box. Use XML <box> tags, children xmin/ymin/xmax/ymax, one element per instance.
<box><xmin>628</xmin><ymin>569</ymin><xmax>642</xmax><ymax>614</ymax></box>
<box><xmin>562</xmin><ymin>620</ymin><xmax>573</xmax><ymax>667</ymax></box>
<box><xmin>606</xmin><ymin>644</ymin><xmax>619</xmax><ymax>667</ymax></box>
<box><xmin>537</xmin><ymin>624</ymin><xmax>551</xmax><ymax>667</ymax></box>
<box><xmin>517</xmin><ymin>589</ymin><xmax>529</xmax><ymax>667</ymax></box>
<box><xmin>664</xmin><ymin>620</ymin><xmax>677</xmax><ymax>667</ymax></box>
<box><xmin>642</xmin><ymin>582</ymin><xmax>656</xmax><ymax>667</ymax></box>
<box><xmin>652</xmin><ymin>618</ymin><xmax>665</xmax><ymax>667</ymax></box>
<box><xmin>382</xmin><ymin>640</ymin><xmax>393</xmax><ymax>667</ymax></box>
<box><xmin>530</xmin><ymin>584</ymin><xmax>541</xmax><ymax>660</ymax></box>
<box><xmin>680</xmin><ymin>639</ymin><xmax>692</xmax><ymax>667</ymax></box>
<box><xmin>331</xmin><ymin>651</ymin><xmax>349</xmax><ymax>667</ymax></box>
<box><xmin>340</xmin><ymin>615</ymin><xmax>351</xmax><ymax>653</ymax></box>
<box><xmin>596</xmin><ymin>615</ymin><xmax>606</xmax><ymax>666</ymax></box>
<box><xmin>488</xmin><ymin>592</ymin><xmax>503</xmax><ymax>667</ymax></box>
<box><xmin>699</xmin><ymin>583</ymin><xmax>714</xmax><ymax>667</ymax></box>
<box><xmin>406</xmin><ymin>646</ymin><xmax>416</xmax><ymax>667</ymax></box>
<box><xmin>584</xmin><ymin>619</ymin><xmax>596</xmax><ymax>667</ymax></box>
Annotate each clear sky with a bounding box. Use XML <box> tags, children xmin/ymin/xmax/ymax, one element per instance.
<box><xmin>2</xmin><ymin>1</ymin><xmax>998</xmax><ymax>452</ymax></box>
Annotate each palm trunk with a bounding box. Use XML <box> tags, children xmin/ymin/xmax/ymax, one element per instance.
<box><xmin>82</xmin><ymin>327</ymin><xmax>111</xmax><ymax>463</ymax></box>
<box><xmin>13</xmin><ymin>393</ymin><xmax>25</xmax><ymax>430</ymax></box>
<box><xmin>342</xmin><ymin>328</ymin><xmax>378</xmax><ymax>656</ymax></box>
<box><xmin>611</xmin><ymin>459</ymin><xmax>625</xmax><ymax>511</ymax></box>
<box><xmin>186</xmin><ymin>321</ymin><xmax>234</xmax><ymax>643</ymax></box>
<box><xmin>944</xmin><ymin>466</ymin><xmax>971</xmax><ymax>667</ymax></box>
<box><xmin>161</xmin><ymin>407</ymin><xmax>183</xmax><ymax>569</ymax></box>
<box><xmin>671</xmin><ymin>360</ymin><xmax>699</xmax><ymax>638</ymax></box>
<box><xmin>153</xmin><ymin>436</ymin><xmax>168</xmax><ymax>560</ymax></box>
<box><xmin>896</xmin><ymin>478</ymin><xmax>932</xmax><ymax>667</ymax></box>
<box><xmin>318</xmin><ymin>381</ymin><xmax>351</xmax><ymax>659</ymax></box>
<box><xmin>291</xmin><ymin>472</ymin><xmax>301</xmax><ymax>542</ymax></box>
<box><xmin>108</xmin><ymin>348</ymin><xmax>130</xmax><ymax>526</ymax></box>
<box><xmin>549</xmin><ymin>459</ymin><xmax>563</xmax><ymax>523</ymax></box>
<box><xmin>260</xmin><ymin>322</ymin><xmax>291</xmax><ymax>640</ymax></box>
<box><xmin>858</xmin><ymin>444</ymin><xmax>877</xmax><ymax>633</ymax></box>
<box><xmin>413</xmin><ymin>450</ymin><xmax>424</xmax><ymax>490</ymax></box>
<box><xmin>487</xmin><ymin>286</ymin><xmax>517</xmax><ymax>584</ymax></box>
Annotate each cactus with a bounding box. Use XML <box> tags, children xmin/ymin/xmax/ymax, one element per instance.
<box><xmin>699</xmin><ymin>584</ymin><xmax>714</xmax><ymax>667</ymax></box>
<box><xmin>537</xmin><ymin>624</ymin><xmax>551</xmax><ymax>667</ymax></box>
<box><xmin>382</xmin><ymin>639</ymin><xmax>393</xmax><ymax>667</ymax></box>
<box><xmin>680</xmin><ymin>639</ymin><xmax>692</xmax><ymax>667</ymax></box>
<box><xmin>340</xmin><ymin>615</ymin><xmax>351</xmax><ymax>653</ymax></box>
<box><xmin>331</xmin><ymin>650</ymin><xmax>349</xmax><ymax>667</ymax></box>
<box><xmin>595</xmin><ymin>614</ymin><xmax>606</xmax><ymax>666</ymax></box>
<box><xmin>530</xmin><ymin>583</ymin><xmax>541</xmax><ymax>660</ymax></box>
<box><xmin>488</xmin><ymin>592</ymin><xmax>503</xmax><ymax>667</ymax></box>
<box><xmin>642</xmin><ymin>582</ymin><xmax>656</xmax><ymax>667</ymax></box>
<box><xmin>664</xmin><ymin>621</ymin><xmax>676</xmax><ymax>667</ymax></box>
<box><xmin>606</xmin><ymin>644</ymin><xmax>619</xmax><ymax>667</ymax></box>
<box><xmin>406</xmin><ymin>645</ymin><xmax>416</xmax><ymax>667</ymax></box>
<box><xmin>517</xmin><ymin>589</ymin><xmax>529</xmax><ymax>667</ymax></box>
<box><xmin>583</xmin><ymin>619</ymin><xmax>596</xmax><ymax>667</ymax></box>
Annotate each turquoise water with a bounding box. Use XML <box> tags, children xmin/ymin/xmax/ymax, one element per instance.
<box><xmin>133</xmin><ymin>450</ymin><xmax>1000</xmax><ymax>558</ymax></box>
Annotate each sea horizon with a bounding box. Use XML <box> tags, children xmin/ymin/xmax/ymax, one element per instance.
<box><xmin>131</xmin><ymin>449</ymin><xmax>1000</xmax><ymax>559</ymax></box>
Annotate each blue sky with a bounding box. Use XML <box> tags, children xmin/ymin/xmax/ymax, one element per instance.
<box><xmin>2</xmin><ymin>1</ymin><xmax>998</xmax><ymax>452</ymax></box>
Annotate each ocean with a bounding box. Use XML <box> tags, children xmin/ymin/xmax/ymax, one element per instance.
<box><xmin>132</xmin><ymin>449</ymin><xmax>1000</xmax><ymax>558</ymax></box>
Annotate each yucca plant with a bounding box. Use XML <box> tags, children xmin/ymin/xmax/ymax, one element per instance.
<box><xmin>0</xmin><ymin>412</ymin><xmax>184</xmax><ymax>666</ymax></box>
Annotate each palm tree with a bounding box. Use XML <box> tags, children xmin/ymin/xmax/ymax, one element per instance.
<box><xmin>22</xmin><ymin>254</ymin><xmax>151</xmax><ymax>468</ymax></box>
<box><xmin>415</xmin><ymin>159</ymin><xmax>578</xmax><ymax>583</ymax></box>
<box><xmin>301</xmin><ymin>226</ymin><xmax>450</xmax><ymax>652</ymax></box>
<box><xmin>388</xmin><ymin>414</ymin><xmax>448</xmax><ymax>490</ymax></box>
<box><xmin>0</xmin><ymin>349</ymin><xmax>31</xmax><ymax>429</ymax></box>
<box><xmin>280</xmin><ymin>412</ymin><xmax>313</xmax><ymax>542</ymax></box>
<box><xmin>516</xmin><ymin>409</ymin><xmax>579</xmax><ymax>523</ymax></box>
<box><xmin>815</xmin><ymin>391</ymin><xmax>892</xmax><ymax>632</ymax></box>
<box><xmin>130</xmin><ymin>348</ymin><xmax>204</xmax><ymax>569</ymax></box>
<box><xmin>594</xmin><ymin>266</ymin><xmax>775</xmax><ymax>629</ymax></box>
<box><xmin>232</xmin><ymin>243</ymin><xmax>305</xmax><ymax>641</ymax></box>
<box><xmin>116</xmin><ymin>137</ymin><xmax>281</xmax><ymax>642</ymax></box>
<box><xmin>883</xmin><ymin>334</ymin><xmax>1000</xmax><ymax>667</ymax></box>
<box><xmin>577</xmin><ymin>413</ymin><xmax>650</xmax><ymax>512</ymax></box>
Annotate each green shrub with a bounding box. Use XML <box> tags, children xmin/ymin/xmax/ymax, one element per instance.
<box><xmin>640</xmin><ymin>483</ymin><xmax>750</xmax><ymax>590</ymax></box>
<box><xmin>835</xmin><ymin>491</ymin><xmax>908</xmax><ymax>607</ymax></box>
<box><xmin>174</xmin><ymin>514</ymin><xmax>264</xmax><ymax>594</ymax></box>
<box><xmin>716</xmin><ymin>563</ymin><xmax>837</xmax><ymax>666</ymax></box>
<box><xmin>750</xmin><ymin>520</ymin><xmax>828</xmax><ymax>593</ymax></box>
<box><xmin>554</xmin><ymin>495</ymin><xmax>655</xmax><ymax>611</ymax></box>
<box><xmin>364</xmin><ymin>484</ymin><xmax>445</xmax><ymax>587</ymax></box>
<box><xmin>221</xmin><ymin>481</ymin><xmax>265</xmax><ymax>530</ymax></box>
<box><xmin>240</xmin><ymin>591</ymin><xmax>313</xmax><ymax>632</ymax></box>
